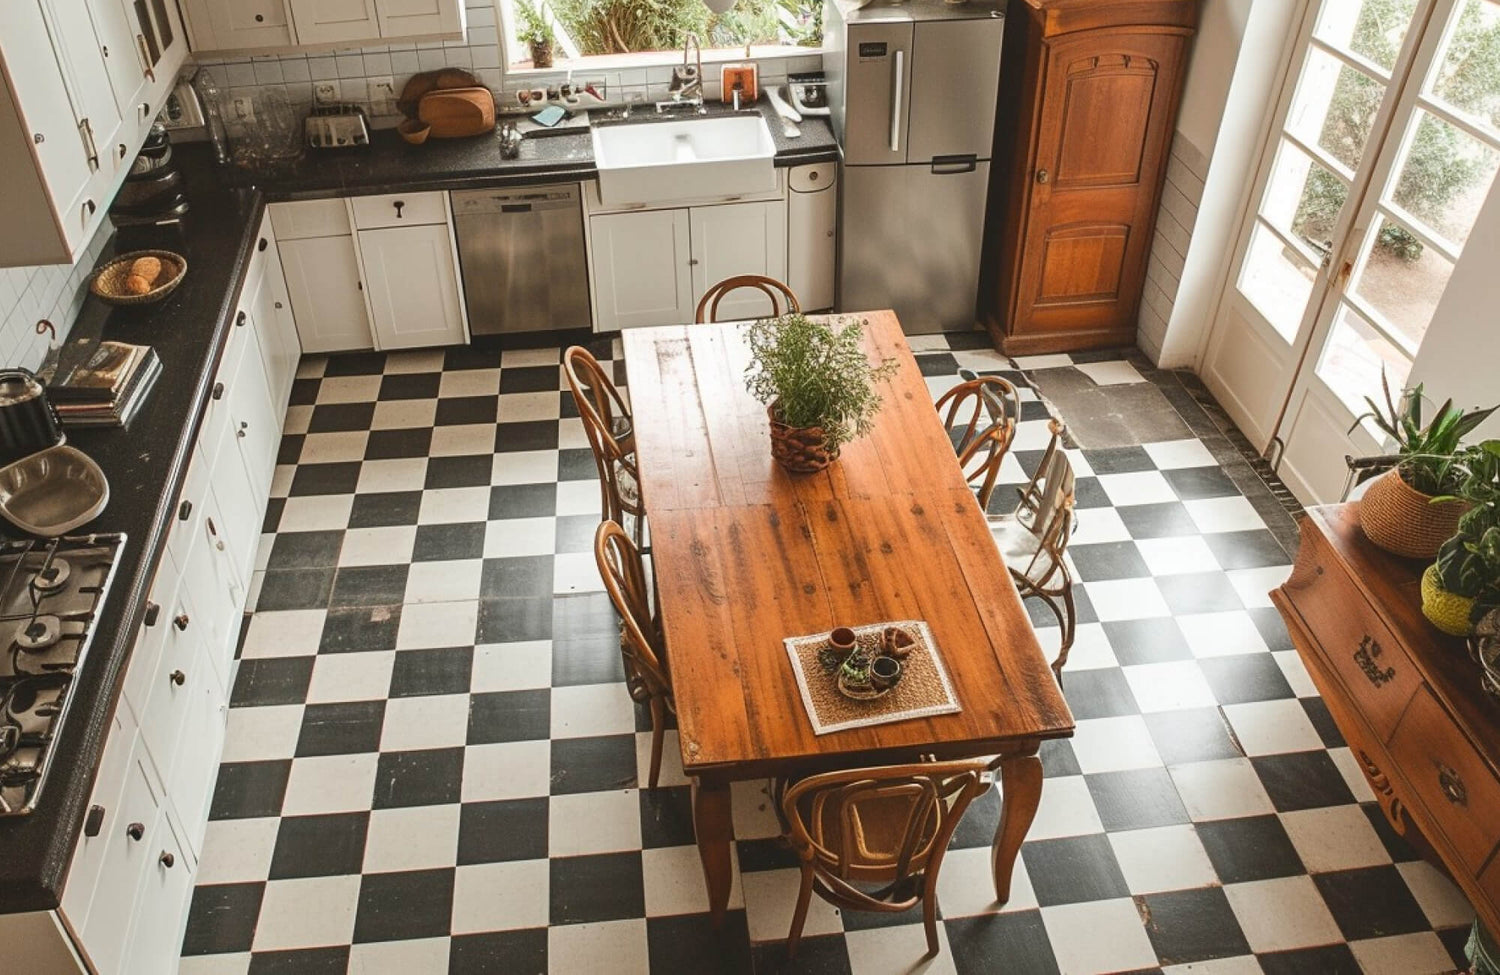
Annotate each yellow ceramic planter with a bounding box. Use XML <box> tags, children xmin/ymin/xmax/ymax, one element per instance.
<box><xmin>1422</xmin><ymin>563</ymin><xmax>1476</xmax><ymax>637</ymax></box>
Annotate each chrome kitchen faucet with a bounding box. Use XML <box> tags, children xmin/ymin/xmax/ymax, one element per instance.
<box><xmin>660</xmin><ymin>32</ymin><xmax>706</xmax><ymax>114</ymax></box>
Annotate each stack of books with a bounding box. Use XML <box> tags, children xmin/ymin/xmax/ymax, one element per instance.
<box><xmin>49</xmin><ymin>341</ymin><xmax>162</xmax><ymax>428</ymax></box>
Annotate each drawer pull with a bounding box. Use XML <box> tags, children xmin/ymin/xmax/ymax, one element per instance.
<box><xmin>258</xmin><ymin>237</ymin><xmax>268</xmax><ymax>252</ymax></box>
<box><xmin>1353</xmin><ymin>635</ymin><xmax>1395</xmax><ymax>688</ymax></box>
<box><xmin>169</xmin><ymin>669</ymin><xmax>185</xmax><ymax>686</ymax></box>
<box><xmin>1437</xmin><ymin>763</ymin><xmax>1468</xmax><ymax>807</ymax></box>
<box><xmin>144</xmin><ymin>601</ymin><xmax>160</xmax><ymax>627</ymax></box>
<box><xmin>159</xmin><ymin>851</ymin><xmax>175</xmax><ymax>868</ymax></box>
<box><xmin>236</xmin><ymin>311</ymin><xmax>247</xmax><ymax>328</ymax></box>
<box><xmin>213</xmin><ymin>382</ymin><xmax>225</xmax><ymax>401</ymax></box>
<box><xmin>178</xmin><ymin>499</ymin><xmax>192</xmax><ymax>521</ymax></box>
<box><xmin>207</xmin><ymin>517</ymin><xmax>225</xmax><ymax>551</ymax></box>
<box><xmin>173</xmin><ymin>613</ymin><xmax>189</xmax><ymax>631</ymax></box>
<box><xmin>84</xmin><ymin>804</ymin><xmax>105</xmax><ymax>837</ymax></box>
<box><xmin>126</xmin><ymin>822</ymin><xmax>144</xmax><ymax>841</ymax></box>
<box><xmin>393</xmin><ymin>200</ymin><xmax>405</xmax><ymax>218</ymax></box>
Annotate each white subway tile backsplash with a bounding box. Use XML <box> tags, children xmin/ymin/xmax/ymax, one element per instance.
<box><xmin>391</xmin><ymin>50</ymin><xmax>421</xmax><ymax>75</ymax></box>
<box><xmin>307</xmin><ymin>56</ymin><xmax>339</xmax><ymax>81</ymax></box>
<box><xmin>336</xmin><ymin>54</ymin><xmax>367</xmax><ymax>78</ymax></box>
<box><xmin>418</xmin><ymin>48</ymin><xmax>451</xmax><ymax>71</ymax></box>
<box><xmin>281</xmin><ymin>57</ymin><xmax>312</xmax><ymax>83</ymax></box>
<box><xmin>226</xmin><ymin>61</ymin><xmax>259</xmax><ymax>87</ymax></box>
<box><xmin>253</xmin><ymin>59</ymin><xmax>285</xmax><ymax>84</ymax></box>
<box><xmin>363</xmin><ymin>52</ymin><xmax>393</xmax><ymax>75</ymax></box>
<box><xmin>0</xmin><ymin>221</ymin><xmax>111</xmax><ymax>373</ymax></box>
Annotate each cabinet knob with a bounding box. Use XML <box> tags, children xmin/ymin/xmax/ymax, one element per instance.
<box><xmin>84</xmin><ymin>199</ymin><xmax>97</xmax><ymax>217</ymax></box>
<box><xmin>173</xmin><ymin>613</ymin><xmax>189</xmax><ymax>631</ymax></box>
<box><xmin>258</xmin><ymin>237</ymin><xmax>268</xmax><ymax>252</ymax></box>
<box><xmin>169</xmin><ymin>670</ymin><xmax>185</xmax><ymax>686</ymax></box>
<box><xmin>254</xmin><ymin>12</ymin><xmax>264</xmax><ymax>21</ymax></box>
<box><xmin>126</xmin><ymin>822</ymin><xmax>144</xmax><ymax>841</ymax></box>
<box><xmin>393</xmin><ymin>200</ymin><xmax>405</xmax><ymax>218</ymax></box>
<box><xmin>1035</xmin><ymin>169</ymin><xmax>1049</xmax><ymax>184</ymax></box>
<box><xmin>207</xmin><ymin>517</ymin><xmax>225</xmax><ymax>551</ymax></box>
<box><xmin>274</xmin><ymin>301</ymin><xmax>284</xmax><ymax>309</ymax></box>
<box><xmin>159</xmin><ymin>851</ymin><xmax>175</xmax><ymax>869</ymax></box>
<box><xmin>144</xmin><ymin>601</ymin><xmax>160</xmax><ymax>627</ymax></box>
<box><xmin>1438</xmin><ymin>763</ymin><xmax>1467</xmax><ymax>806</ymax></box>
<box><xmin>84</xmin><ymin>804</ymin><xmax>105</xmax><ymax>838</ymax></box>
<box><xmin>213</xmin><ymin>381</ymin><xmax>225</xmax><ymax>401</ymax></box>
<box><xmin>178</xmin><ymin>499</ymin><xmax>192</xmax><ymax>521</ymax></box>
<box><xmin>236</xmin><ymin>311</ymin><xmax>247</xmax><ymax>327</ymax></box>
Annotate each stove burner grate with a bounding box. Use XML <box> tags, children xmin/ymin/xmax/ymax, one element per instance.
<box><xmin>29</xmin><ymin>558</ymin><xmax>70</xmax><ymax>595</ymax></box>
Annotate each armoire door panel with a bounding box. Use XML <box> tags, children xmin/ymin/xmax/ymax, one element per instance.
<box><xmin>1054</xmin><ymin>56</ymin><xmax>1159</xmax><ymax>188</ymax></box>
<box><xmin>1035</xmin><ymin>224</ymin><xmax>1130</xmax><ymax>305</ymax></box>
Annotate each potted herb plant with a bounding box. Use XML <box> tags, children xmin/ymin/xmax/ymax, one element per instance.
<box><xmin>1426</xmin><ymin>440</ymin><xmax>1500</xmax><ymax>636</ymax></box>
<box><xmin>515</xmin><ymin>0</ymin><xmax>556</xmax><ymax>68</ymax></box>
<box><xmin>1350</xmin><ymin>376</ymin><xmax>1496</xmax><ymax>559</ymax></box>
<box><xmin>744</xmin><ymin>314</ymin><xmax>897</xmax><ymax>474</ymax></box>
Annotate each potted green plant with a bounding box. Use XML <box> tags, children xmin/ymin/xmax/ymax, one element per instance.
<box><xmin>1426</xmin><ymin>440</ymin><xmax>1500</xmax><ymax>636</ymax></box>
<box><xmin>515</xmin><ymin>0</ymin><xmax>556</xmax><ymax>68</ymax></box>
<box><xmin>744</xmin><ymin>314</ymin><xmax>897</xmax><ymax>474</ymax></box>
<box><xmin>1350</xmin><ymin>376</ymin><xmax>1496</xmax><ymax>559</ymax></box>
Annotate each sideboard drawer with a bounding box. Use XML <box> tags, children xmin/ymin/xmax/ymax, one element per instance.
<box><xmin>1282</xmin><ymin>552</ymin><xmax>1420</xmax><ymax>742</ymax></box>
<box><xmin>1389</xmin><ymin>686</ymin><xmax>1500</xmax><ymax>873</ymax></box>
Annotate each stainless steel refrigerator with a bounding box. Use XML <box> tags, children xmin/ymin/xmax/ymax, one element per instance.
<box><xmin>824</xmin><ymin>0</ymin><xmax>1005</xmax><ymax>333</ymax></box>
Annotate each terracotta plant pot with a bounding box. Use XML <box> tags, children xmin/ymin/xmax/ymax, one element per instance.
<box><xmin>1359</xmin><ymin>469</ymin><xmax>1468</xmax><ymax>559</ymax></box>
<box><xmin>768</xmin><ymin>402</ymin><xmax>837</xmax><ymax>474</ymax></box>
<box><xmin>1422</xmin><ymin>563</ymin><xmax>1476</xmax><ymax>637</ymax></box>
<box><xmin>529</xmin><ymin>41</ymin><xmax>553</xmax><ymax>69</ymax></box>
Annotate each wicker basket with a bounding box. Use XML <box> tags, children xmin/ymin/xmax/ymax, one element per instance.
<box><xmin>768</xmin><ymin>402</ymin><xmax>837</xmax><ymax>474</ymax></box>
<box><xmin>90</xmin><ymin>250</ymin><xmax>187</xmax><ymax>306</ymax></box>
<box><xmin>1422</xmin><ymin>563</ymin><xmax>1476</xmax><ymax>636</ymax></box>
<box><xmin>1359</xmin><ymin>469</ymin><xmax>1468</xmax><ymax>559</ymax></box>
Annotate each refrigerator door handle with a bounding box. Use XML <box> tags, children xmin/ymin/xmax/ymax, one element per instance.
<box><xmin>889</xmin><ymin>50</ymin><xmax>904</xmax><ymax>154</ymax></box>
<box><xmin>931</xmin><ymin>154</ymin><xmax>978</xmax><ymax>175</ymax></box>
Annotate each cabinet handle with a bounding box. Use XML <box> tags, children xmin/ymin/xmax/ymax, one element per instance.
<box><xmin>144</xmin><ymin>601</ymin><xmax>160</xmax><ymax>627</ymax></box>
<box><xmin>254</xmin><ymin>12</ymin><xmax>264</xmax><ymax>21</ymax></box>
<box><xmin>83</xmin><ymin>199</ymin><xmax>96</xmax><ymax>219</ymax></box>
<box><xmin>213</xmin><ymin>382</ymin><xmax>225</xmax><ymax>401</ymax></box>
<box><xmin>126</xmin><ymin>822</ymin><xmax>144</xmax><ymax>841</ymax></box>
<box><xmin>1352</xmin><ymin>635</ymin><xmax>1394</xmax><ymax>688</ymax></box>
<box><xmin>258</xmin><ymin>237</ymin><xmax>268</xmax><ymax>252</ymax></box>
<box><xmin>238</xmin><ymin>421</ymin><xmax>248</xmax><ymax>439</ymax></box>
<box><xmin>274</xmin><ymin>301</ymin><xmax>284</xmax><ymax>309</ymax></box>
<box><xmin>178</xmin><ymin>499</ymin><xmax>192</xmax><ymax>521</ymax></box>
<box><xmin>118</xmin><ymin>143</ymin><xmax>128</xmax><ymax>160</ymax></box>
<box><xmin>392</xmin><ymin>200</ymin><xmax>405</xmax><ymax>218</ymax></box>
<box><xmin>159</xmin><ymin>851</ymin><xmax>175</xmax><ymax>868</ymax></box>
<box><xmin>173</xmin><ymin>612</ymin><xmax>189</xmax><ymax>631</ymax></box>
<box><xmin>84</xmin><ymin>804</ymin><xmax>105</xmax><ymax>838</ymax></box>
<box><xmin>207</xmin><ymin>517</ymin><xmax>225</xmax><ymax>551</ymax></box>
<box><xmin>78</xmin><ymin>118</ymin><xmax>99</xmax><ymax>172</ymax></box>
<box><xmin>236</xmin><ymin>311</ymin><xmax>247</xmax><ymax>327</ymax></box>
<box><xmin>169</xmin><ymin>669</ymin><xmax>185</xmax><ymax>686</ymax></box>
<box><xmin>688</xmin><ymin>258</ymin><xmax>700</xmax><ymax>266</ymax></box>
<box><xmin>1437</xmin><ymin>763</ymin><xmax>1467</xmax><ymax>806</ymax></box>
<box><xmin>135</xmin><ymin>35</ymin><xmax>155</xmax><ymax>82</ymax></box>
<box><xmin>1035</xmin><ymin>169</ymin><xmax>1049</xmax><ymax>184</ymax></box>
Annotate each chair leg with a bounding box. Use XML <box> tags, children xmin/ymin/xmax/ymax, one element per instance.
<box><xmin>1051</xmin><ymin>584</ymin><xmax>1078</xmax><ymax>686</ymax></box>
<box><xmin>922</xmin><ymin>894</ymin><xmax>940</xmax><ymax>957</ymax></box>
<box><xmin>787</xmin><ymin>864</ymin><xmax>816</xmax><ymax>959</ymax></box>
<box><xmin>647</xmin><ymin>695</ymin><xmax>666</xmax><ymax>791</ymax></box>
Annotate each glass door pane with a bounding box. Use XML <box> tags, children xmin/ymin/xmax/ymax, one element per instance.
<box><xmin>1315</xmin><ymin>0</ymin><xmax>1422</xmax><ymax>73</ymax></box>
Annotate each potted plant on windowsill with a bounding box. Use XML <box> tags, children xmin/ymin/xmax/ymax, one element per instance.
<box><xmin>516</xmin><ymin>0</ymin><xmax>557</xmax><ymax>68</ymax></box>
<box><xmin>744</xmin><ymin>314</ymin><xmax>897</xmax><ymax>474</ymax></box>
<box><xmin>1351</xmin><ymin>376</ymin><xmax>1496</xmax><ymax>559</ymax></box>
<box><xmin>1425</xmin><ymin>440</ymin><xmax>1500</xmax><ymax>636</ymax></box>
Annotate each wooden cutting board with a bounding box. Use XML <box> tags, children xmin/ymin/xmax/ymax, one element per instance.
<box><xmin>418</xmin><ymin>88</ymin><xmax>496</xmax><ymax>138</ymax></box>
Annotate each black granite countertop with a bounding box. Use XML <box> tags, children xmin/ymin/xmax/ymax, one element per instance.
<box><xmin>0</xmin><ymin>147</ymin><xmax>265</xmax><ymax>912</ymax></box>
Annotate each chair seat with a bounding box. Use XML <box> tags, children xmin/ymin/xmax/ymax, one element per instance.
<box><xmin>802</xmin><ymin>790</ymin><xmax>939</xmax><ymax>881</ymax></box>
<box><xmin>990</xmin><ymin>518</ymin><xmax>1057</xmax><ymax>587</ymax></box>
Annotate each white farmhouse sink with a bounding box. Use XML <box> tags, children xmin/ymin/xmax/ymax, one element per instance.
<box><xmin>591</xmin><ymin>115</ymin><xmax>777</xmax><ymax>207</ymax></box>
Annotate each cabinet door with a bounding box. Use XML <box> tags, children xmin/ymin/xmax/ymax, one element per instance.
<box><xmin>76</xmin><ymin>758</ymin><xmax>160</xmax><ymax>975</ymax></box>
<box><xmin>186</xmin><ymin>0</ymin><xmax>294</xmax><ymax>51</ymax></box>
<box><xmin>375</xmin><ymin>0</ymin><xmax>460</xmax><ymax>37</ymax></box>
<box><xmin>59</xmin><ymin>710</ymin><xmax>138</xmax><ymax>930</ymax></box>
<box><xmin>0</xmin><ymin>4</ymin><xmax>93</xmax><ymax>223</ymax></box>
<box><xmin>289</xmin><ymin>0</ymin><xmax>379</xmax><ymax>45</ymax></box>
<box><xmin>590</xmin><ymin>209</ymin><xmax>693</xmax><ymax>330</ymax></box>
<box><xmin>119</xmin><ymin>0</ymin><xmax>189</xmax><ymax>130</ymax></box>
<box><xmin>787</xmin><ymin>166</ymin><xmax>837</xmax><ymax>312</ymax></box>
<box><xmin>249</xmin><ymin>221</ymin><xmax>302</xmax><ymax>415</ymax></box>
<box><xmin>121</xmin><ymin>809</ymin><xmax>194</xmax><ymax>975</ymax></box>
<box><xmin>689</xmin><ymin>200</ymin><xmax>787</xmax><ymax>322</ymax></box>
<box><xmin>278</xmin><ymin>235</ymin><xmax>374</xmax><ymax>353</ymax></box>
<box><xmin>358</xmin><ymin>224</ymin><xmax>467</xmax><ymax>349</ymax></box>
<box><xmin>226</xmin><ymin>321</ymin><xmax>280</xmax><ymax>500</ymax></box>
<box><xmin>45</xmin><ymin>0</ymin><xmax>125</xmax><ymax>175</ymax></box>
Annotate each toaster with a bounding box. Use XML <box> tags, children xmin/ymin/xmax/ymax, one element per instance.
<box><xmin>305</xmin><ymin>104</ymin><xmax>371</xmax><ymax>149</ymax></box>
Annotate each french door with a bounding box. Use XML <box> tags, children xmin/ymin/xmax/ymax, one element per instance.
<box><xmin>1202</xmin><ymin>0</ymin><xmax>1500</xmax><ymax>502</ymax></box>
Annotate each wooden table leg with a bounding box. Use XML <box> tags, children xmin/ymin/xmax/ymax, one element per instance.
<box><xmin>691</xmin><ymin>778</ymin><xmax>734</xmax><ymax>927</ymax></box>
<box><xmin>992</xmin><ymin>753</ymin><xmax>1043</xmax><ymax>903</ymax></box>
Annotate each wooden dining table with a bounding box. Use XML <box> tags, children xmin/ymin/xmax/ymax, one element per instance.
<box><xmin>622</xmin><ymin>310</ymin><xmax>1075</xmax><ymax>925</ymax></box>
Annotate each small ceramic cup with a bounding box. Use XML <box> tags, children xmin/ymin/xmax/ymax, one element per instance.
<box><xmin>828</xmin><ymin>627</ymin><xmax>857</xmax><ymax>659</ymax></box>
<box><xmin>869</xmin><ymin>655</ymin><xmax>902</xmax><ymax>691</ymax></box>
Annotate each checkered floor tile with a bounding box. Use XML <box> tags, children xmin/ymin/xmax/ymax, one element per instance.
<box><xmin>178</xmin><ymin>334</ymin><xmax>1475</xmax><ymax>974</ymax></box>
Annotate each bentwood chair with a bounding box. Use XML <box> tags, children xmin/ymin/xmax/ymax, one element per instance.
<box><xmin>695</xmin><ymin>274</ymin><xmax>801</xmax><ymax>323</ymax></box>
<box><xmin>776</xmin><ymin>759</ymin><xmax>989</xmax><ymax>958</ymax></box>
<box><xmin>595</xmin><ymin>520</ymin><xmax>674</xmax><ymax>790</ymax></box>
<box><xmin>990</xmin><ymin>419</ymin><xmax>1078</xmax><ymax>681</ymax></box>
<box><xmin>564</xmin><ymin>346</ymin><xmax>645</xmax><ymax>547</ymax></box>
<box><xmin>934</xmin><ymin>374</ymin><xmax>1021</xmax><ymax>511</ymax></box>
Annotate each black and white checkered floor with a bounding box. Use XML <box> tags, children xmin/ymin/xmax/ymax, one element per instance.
<box><xmin>177</xmin><ymin>334</ymin><xmax>1476</xmax><ymax>974</ymax></box>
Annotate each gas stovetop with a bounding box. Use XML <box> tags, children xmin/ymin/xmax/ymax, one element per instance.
<box><xmin>0</xmin><ymin>533</ymin><xmax>125</xmax><ymax>816</ymax></box>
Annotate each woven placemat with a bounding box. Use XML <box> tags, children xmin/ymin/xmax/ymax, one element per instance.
<box><xmin>785</xmin><ymin>620</ymin><xmax>961</xmax><ymax>735</ymax></box>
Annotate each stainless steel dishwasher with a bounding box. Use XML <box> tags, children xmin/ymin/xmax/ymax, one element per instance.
<box><xmin>451</xmin><ymin>184</ymin><xmax>592</xmax><ymax>335</ymax></box>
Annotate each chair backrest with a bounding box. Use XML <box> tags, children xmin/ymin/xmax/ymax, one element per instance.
<box><xmin>780</xmin><ymin>759</ymin><xmax>988</xmax><ymax>910</ymax></box>
<box><xmin>564</xmin><ymin>346</ymin><xmax>642</xmax><ymax>527</ymax></box>
<box><xmin>1014</xmin><ymin>419</ymin><xmax>1076</xmax><ymax>583</ymax></box>
<box><xmin>595</xmin><ymin>520</ymin><xmax>670</xmax><ymax>699</ymax></box>
<box><xmin>934</xmin><ymin>375</ymin><xmax>1020</xmax><ymax>509</ymax></box>
<box><xmin>695</xmin><ymin>275</ymin><xmax>802</xmax><ymax>323</ymax></box>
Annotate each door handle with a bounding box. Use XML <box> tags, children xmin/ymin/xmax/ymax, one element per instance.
<box><xmin>889</xmin><ymin>49</ymin><xmax>904</xmax><ymax>154</ymax></box>
<box><xmin>931</xmin><ymin>155</ymin><xmax>977</xmax><ymax>175</ymax></box>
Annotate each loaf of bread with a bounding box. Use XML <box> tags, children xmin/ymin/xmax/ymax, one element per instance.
<box><xmin>123</xmin><ymin>274</ymin><xmax>152</xmax><ymax>295</ymax></box>
<box><xmin>121</xmin><ymin>255</ymin><xmax>162</xmax><ymax>296</ymax></box>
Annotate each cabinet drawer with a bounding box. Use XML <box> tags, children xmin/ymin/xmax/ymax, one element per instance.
<box><xmin>165</xmin><ymin>445</ymin><xmax>212</xmax><ymax>576</ymax></box>
<box><xmin>122</xmin><ymin>808</ymin><xmax>194</xmax><ymax>975</ymax></box>
<box><xmin>1389</xmin><ymin>686</ymin><xmax>1500</xmax><ymax>873</ymax></box>
<box><xmin>139</xmin><ymin>584</ymin><xmax>203</xmax><ymax>792</ymax></box>
<box><xmin>350</xmin><ymin>191</ymin><xmax>447</xmax><ymax>229</ymax></box>
<box><xmin>122</xmin><ymin>547</ymin><xmax>181</xmax><ymax>720</ymax></box>
<box><xmin>270</xmin><ymin>199</ymin><xmax>352</xmax><ymax>239</ymax></box>
<box><xmin>1280</xmin><ymin>551</ymin><xmax>1420</xmax><ymax>742</ymax></box>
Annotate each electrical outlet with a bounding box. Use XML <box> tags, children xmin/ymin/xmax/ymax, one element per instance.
<box><xmin>367</xmin><ymin>75</ymin><xmax>396</xmax><ymax>116</ymax></box>
<box><xmin>314</xmin><ymin>81</ymin><xmax>340</xmax><ymax>105</ymax></box>
<box><xmin>231</xmin><ymin>96</ymin><xmax>256</xmax><ymax>122</ymax></box>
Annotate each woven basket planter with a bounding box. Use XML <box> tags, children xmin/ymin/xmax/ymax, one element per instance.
<box><xmin>1359</xmin><ymin>469</ymin><xmax>1468</xmax><ymax>559</ymax></box>
<box><xmin>768</xmin><ymin>403</ymin><xmax>837</xmax><ymax>474</ymax></box>
<box><xmin>1422</xmin><ymin>563</ymin><xmax>1476</xmax><ymax>637</ymax></box>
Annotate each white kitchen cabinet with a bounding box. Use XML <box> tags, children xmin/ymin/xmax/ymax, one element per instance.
<box><xmin>76</xmin><ymin>757</ymin><xmax>160</xmax><ymax>975</ymax></box>
<box><xmin>787</xmin><ymin>163</ymin><xmax>837</xmax><ymax>312</ymax></box>
<box><xmin>358</xmin><ymin>223</ymin><xmax>468</xmax><ymax>349</ymax></box>
<box><xmin>590</xmin><ymin>208</ymin><xmax>695</xmax><ymax>330</ymax></box>
<box><xmin>179</xmin><ymin>0</ymin><xmax>294</xmax><ymax>53</ymax></box>
<box><xmin>375</xmin><ymin>0</ymin><xmax>462</xmax><ymax>41</ymax></box>
<box><xmin>247</xmin><ymin>218</ymin><xmax>303</xmax><ymax>414</ymax></box>
<box><xmin>689</xmin><ymin>200</ymin><xmax>787</xmax><ymax>322</ymax></box>
<box><xmin>120</xmin><ymin>813</ymin><xmax>193</xmax><ymax>975</ymax></box>
<box><xmin>278</xmin><ymin>234</ymin><xmax>375</xmax><ymax>353</ymax></box>
<box><xmin>288</xmin><ymin>0</ymin><xmax>380</xmax><ymax>45</ymax></box>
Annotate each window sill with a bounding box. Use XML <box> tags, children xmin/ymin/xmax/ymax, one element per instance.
<box><xmin>504</xmin><ymin>44</ymin><xmax>824</xmax><ymax>80</ymax></box>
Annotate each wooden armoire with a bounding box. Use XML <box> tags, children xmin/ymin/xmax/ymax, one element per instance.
<box><xmin>983</xmin><ymin>0</ymin><xmax>1198</xmax><ymax>354</ymax></box>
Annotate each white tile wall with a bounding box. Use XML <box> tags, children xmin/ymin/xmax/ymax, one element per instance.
<box><xmin>1138</xmin><ymin>135</ymin><xmax>1209</xmax><ymax>361</ymax></box>
<box><xmin>0</xmin><ymin>225</ymin><xmax>113</xmax><ymax>373</ymax></box>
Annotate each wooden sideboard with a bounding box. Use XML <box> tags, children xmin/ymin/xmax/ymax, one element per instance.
<box><xmin>1273</xmin><ymin>504</ymin><xmax>1500</xmax><ymax>934</ymax></box>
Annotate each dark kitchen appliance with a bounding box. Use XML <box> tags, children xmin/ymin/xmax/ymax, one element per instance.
<box><xmin>0</xmin><ymin>533</ymin><xmax>125</xmax><ymax>815</ymax></box>
<box><xmin>0</xmin><ymin>370</ymin><xmax>64</xmax><ymax>466</ymax></box>
<box><xmin>108</xmin><ymin>123</ymin><xmax>190</xmax><ymax>227</ymax></box>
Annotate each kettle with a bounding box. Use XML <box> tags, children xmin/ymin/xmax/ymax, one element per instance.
<box><xmin>0</xmin><ymin>369</ymin><xmax>64</xmax><ymax>466</ymax></box>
